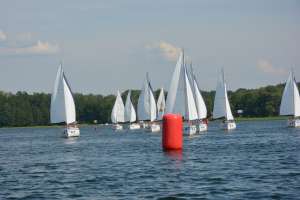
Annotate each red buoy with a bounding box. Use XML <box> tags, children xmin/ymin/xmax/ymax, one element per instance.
<box><xmin>162</xmin><ymin>114</ymin><xmax>183</xmax><ymax>151</ymax></box>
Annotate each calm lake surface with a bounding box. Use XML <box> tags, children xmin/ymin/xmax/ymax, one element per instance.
<box><xmin>1</xmin><ymin>120</ymin><xmax>300</xmax><ymax>199</ymax></box>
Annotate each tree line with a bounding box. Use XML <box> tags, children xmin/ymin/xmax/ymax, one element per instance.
<box><xmin>0</xmin><ymin>82</ymin><xmax>298</xmax><ymax>127</ymax></box>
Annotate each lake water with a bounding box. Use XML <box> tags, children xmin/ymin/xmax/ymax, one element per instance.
<box><xmin>1</xmin><ymin>120</ymin><xmax>300</xmax><ymax>199</ymax></box>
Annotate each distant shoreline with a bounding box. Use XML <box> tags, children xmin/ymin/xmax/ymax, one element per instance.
<box><xmin>235</xmin><ymin>116</ymin><xmax>287</xmax><ymax>122</ymax></box>
<box><xmin>0</xmin><ymin>117</ymin><xmax>289</xmax><ymax>129</ymax></box>
<box><xmin>0</xmin><ymin>123</ymin><xmax>98</xmax><ymax>129</ymax></box>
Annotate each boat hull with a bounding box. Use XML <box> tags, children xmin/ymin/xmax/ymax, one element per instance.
<box><xmin>184</xmin><ymin>124</ymin><xmax>197</xmax><ymax>136</ymax></box>
<box><xmin>287</xmin><ymin>119</ymin><xmax>300</xmax><ymax>127</ymax></box>
<box><xmin>128</xmin><ymin>123</ymin><xmax>140</xmax><ymax>130</ymax></box>
<box><xmin>140</xmin><ymin>121</ymin><xmax>149</xmax><ymax>129</ymax></box>
<box><xmin>198</xmin><ymin>122</ymin><xmax>208</xmax><ymax>132</ymax></box>
<box><xmin>223</xmin><ymin>121</ymin><xmax>236</xmax><ymax>130</ymax></box>
<box><xmin>146</xmin><ymin>123</ymin><xmax>161</xmax><ymax>132</ymax></box>
<box><xmin>113</xmin><ymin>124</ymin><xmax>123</xmax><ymax>131</ymax></box>
<box><xmin>63</xmin><ymin>127</ymin><xmax>80</xmax><ymax>138</ymax></box>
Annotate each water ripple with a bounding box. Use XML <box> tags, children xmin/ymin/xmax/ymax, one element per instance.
<box><xmin>0</xmin><ymin>121</ymin><xmax>300</xmax><ymax>199</ymax></box>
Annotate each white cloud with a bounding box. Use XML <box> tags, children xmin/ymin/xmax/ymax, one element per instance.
<box><xmin>0</xmin><ymin>30</ymin><xmax>7</xmax><ymax>41</ymax></box>
<box><xmin>257</xmin><ymin>59</ymin><xmax>287</xmax><ymax>75</ymax></box>
<box><xmin>146</xmin><ymin>41</ymin><xmax>181</xmax><ymax>61</ymax></box>
<box><xmin>0</xmin><ymin>40</ymin><xmax>59</xmax><ymax>55</ymax></box>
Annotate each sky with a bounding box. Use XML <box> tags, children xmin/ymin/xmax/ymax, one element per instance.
<box><xmin>0</xmin><ymin>0</ymin><xmax>299</xmax><ymax>95</ymax></box>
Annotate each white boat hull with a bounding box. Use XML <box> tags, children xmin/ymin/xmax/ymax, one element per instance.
<box><xmin>287</xmin><ymin>119</ymin><xmax>300</xmax><ymax>127</ymax></box>
<box><xmin>184</xmin><ymin>124</ymin><xmax>197</xmax><ymax>136</ymax></box>
<box><xmin>198</xmin><ymin>122</ymin><xmax>208</xmax><ymax>132</ymax></box>
<box><xmin>147</xmin><ymin>123</ymin><xmax>161</xmax><ymax>132</ymax></box>
<box><xmin>223</xmin><ymin>121</ymin><xmax>236</xmax><ymax>130</ymax></box>
<box><xmin>113</xmin><ymin>124</ymin><xmax>123</xmax><ymax>130</ymax></box>
<box><xmin>128</xmin><ymin>123</ymin><xmax>140</xmax><ymax>130</ymax></box>
<box><xmin>140</xmin><ymin>121</ymin><xmax>149</xmax><ymax>129</ymax></box>
<box><xmin>63</xmin><ymin>127</ymin><xmax>80</xmax><ymax>138</ymax></box>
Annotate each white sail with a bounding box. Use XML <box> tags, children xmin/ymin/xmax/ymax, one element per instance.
<box><xmin>137</xmin><ymin>78</ymin><xmax>149</xmax><ymax>120</ymax></box>
<box><xmin>50</xmin><ymin>64</ymin><xmax>76</xmax><ymax>124</ymax></box>
<box><xmin>224</xmin><ymin>83</ymin><xmax>234</xmax><ymax>120</ymax></box>
<box><xmin>294</xmin><ymin>81</ymin><xmax>300</xmax><ymax>117</ymax></box>
<box><xmin>111</xmin><ymin>90</ymin><xmax>125</xmax><ymax>123</ymax></box>
<box><xmin>148</xmin><ymin>78</ymin><xmax>157</xmax><ymax>122</ymax></box>
<box><xmin>124</xmin><ymin>91</ymin><xmax>136</xmax><ymax>122</ymax></box>
<box><xmin>187</xmin><ymin>63</ymin><xmax>207</xmax><ymax>120</ymax></box>
<box><xmin>184</xmin><ymin>67</ymin><xmax>198</xmax><ymax>120</ymax></box>
<box><xmin>193</xmin><ymin>77</ymin><xmax>207</xmax><ymax>119</ymax></box>
<box><xmin>137</xmin><ymin>74</ymin><xmax>157</xmax><ymax>121</ymax></box>
<box><xmin>166</xmin><ymin>51</ymin><xmax>185</xmax><ymax>115</ymax></box>
<box><xmin>280</xmin><ymin>71</ymin><xmax>300</xmax><ymax>117</ymax></box>
<box><xmin>157</xmin><ymin>88</ymin><xmax>166</xmax><ymax>120</ymax></box>
<box><xmin>165</xmin><ymin>50</ymin><xmax>198</xmax><ymax>120</ymax></box>
<box><xmin>213</xmin><ymin>70</ymin><xmax>234</xmax><ymax>120</ymax></box>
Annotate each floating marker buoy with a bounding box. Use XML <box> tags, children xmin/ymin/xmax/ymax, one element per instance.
<box><xmin>162</xmin><ymin>114</ymin><xmax>183</xmax><ymax>151</ymax></box>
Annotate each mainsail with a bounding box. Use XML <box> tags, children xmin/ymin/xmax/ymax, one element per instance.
<box><xmin>280</xmin><ymin>71</ymin><xmax>300</xmax><ymax>117</ymax></box>
<box><xmin>165</xmin><ymin>50</ymin><xmax>198</xmax><ymax>120</ymax></box>
<box><xmin>137</xmin><ymin>74</ymin><xmax>157</xmax><ymax>121</ymax></box>
<box><xmin>124</xmin><ymin>91</ymin><xmax>137</xmax><ymax>122</ymax></box>
<box><xmin>157</xmin><ymin>88</ymin><xmax>166</xmax><ymax>120</ymax></box>
<box><xmin>111</xmin><ymin>90</ymin><xmax>125</xmax><ymax>123</ymax></box>
<box><xmin>187</xmin><ymin>64</ymin><xmax>207</xmax><ymax>120</ymax></box>
<box><xmin>183</xmin><ymin>67</ymin><xmax>198</xmax><ymax>120</ymax></box>
<box><xmin>50</xmin><ymin>64</ymin><xmax>76</xmax><ymax>124</ymax></box>
<box><xmin>213</xmin><ymin>70</ymin><xmax>234</xmax><ymax>120</ymax></box>
<box><xmin>193</xmin><ymin>76</ymin><xmax>207</xmax><ymax>119</ymax></box>
<box><xmin>165</xmin><ymin>51</ymin><xmax>185</xmax><ymax>114</ymax></box>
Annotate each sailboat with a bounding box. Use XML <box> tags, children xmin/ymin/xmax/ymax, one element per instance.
<box><xmin>165</xmin><ymin>50</ymin><xmax>198</xmax><ymax>135</ymax></box>
<box><xmin>137</xmin><ymin>73</ymin><xmax>160</xmax><ymax>132</ymax></box>
<box><xmin>279</xmin><ymin>70</ymin><xmax>300</xmax><ymax>127</ymax></box>
<box><xmin>212</xmin><ymin>69</ymin><xmax>236</xmax><ymax>130</ymax></box>
<box><xmin>50</xmin><ymin>64</ymin><xmax>80</xmax><ymax>137</ymax></box>
<box><xmin>111</xmin><ymin>90</ymin><xmax>125</xmax><ymax>130</ymax></box>
<box><xmin>157</xmin><ymin>88</ymin><xmax>166</xmax><ymax>120</ymax></box>
<box><xmin>125</xmin><ymin>90</ymin><xmax>140</xmax><ymax>130</ymax></box>
<box><xmin>189</xmin><ymin>66</ymin><xmax>208</xmax><ymax>132</ymax></box>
